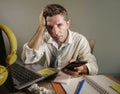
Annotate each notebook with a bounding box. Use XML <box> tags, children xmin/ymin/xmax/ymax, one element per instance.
<box><xmin>5</xmin><ymin>60</ymin><xmax>57</xmax><ymax>92</ymax></box>
<box><xmin>84</xmin><ymin>75</ymin><xmax>120</xmax><ymax>94</ymax></box>
<box><xmin>62</xmin><ymin>75</ymin><xmax>120</xmax><ymax>94</ymax></box>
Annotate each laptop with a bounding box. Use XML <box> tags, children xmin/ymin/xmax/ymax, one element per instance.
<box><xmin>4</xmin><ymin>60</ymin><xmax>57</xmax><ymax>92</ymax></box>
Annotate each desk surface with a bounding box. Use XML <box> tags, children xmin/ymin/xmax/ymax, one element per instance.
<box><xmin>0</xmin><ymin>74</ymin><xmax>120</xmax><ymax>94</ymax></box>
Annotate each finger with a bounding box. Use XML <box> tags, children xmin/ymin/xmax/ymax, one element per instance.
<box><xmin>62</xmin><ymin>69</ymin><xmax>73</xmax><ymax>75</ymax></box>
<box><xmin>78</xmin><ymin>70</ymin><xmax>82</xmax><ymax>75</ymax></box>
<box><xmin>68</xmin><ymin>59</ymin><xmax>76</xmax><ymax>63</ymax></box>
<box><xmin>39</xmin><ymin>9</ymin><xmax>46</xmax><ymax>26</ymax></box>
<box><xmin>74</xmin><ymin>67</ymin><xmax>82</xmax><ymax>74</ymax></box>
<box><xmin>74</xmin><ymin>65</ymin><xmax>88</xmax><ymax>74</ymax></box>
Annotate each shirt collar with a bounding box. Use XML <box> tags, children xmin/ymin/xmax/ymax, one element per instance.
<box><xmin>65</xmin><ymin>29</ymin><xmax>72</xmax><ymax>44</ymax></box>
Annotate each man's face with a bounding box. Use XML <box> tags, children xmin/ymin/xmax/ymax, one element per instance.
<box><xmin>46</xmin><ymin>15</ymin><xmax>70</xmax><ymax>44</ymax></box>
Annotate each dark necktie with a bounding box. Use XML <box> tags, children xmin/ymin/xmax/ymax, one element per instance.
<box><xmin>49</xmin><ymin>44</ymin><xmax>68</xmax><ymax>68</ymax></box>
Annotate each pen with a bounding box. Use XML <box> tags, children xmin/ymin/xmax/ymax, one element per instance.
<box><xmin>76</xmin><ymin>79</ymin><xmax>85</xmax><ymax>94</ymax></box>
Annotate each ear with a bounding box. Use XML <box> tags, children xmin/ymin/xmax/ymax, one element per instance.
<box><xmin>66</xmin><ymin>20</ymin><xmax>71</xmax><ymax>28</ymax></box>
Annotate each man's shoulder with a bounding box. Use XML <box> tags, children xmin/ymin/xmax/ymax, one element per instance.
<box><xmin>69</xmin><ymin>30</ymin><xmax>86</xmax><ymax>40</ymax></box>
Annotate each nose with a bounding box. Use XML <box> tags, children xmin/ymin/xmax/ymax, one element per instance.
<box><xmin>53</xmin><ymin>26</ymin><xmax>59</xmax><ymax>35</ymax></box>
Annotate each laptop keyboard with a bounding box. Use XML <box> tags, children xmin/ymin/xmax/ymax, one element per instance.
<box><xmin>10</xmin><ymin>63</ymin><xmax>44</xmax><ymax>89</ymax></box>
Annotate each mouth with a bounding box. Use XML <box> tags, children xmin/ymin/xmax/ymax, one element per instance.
<box><xmin>53</xmin><ymin>36</ymin><xmax>62</xmax><ymax>41</ymax></box>
<box><xmin>54</xmin><ymin>35</ymin><xmax>61</xmax><ymax>39</ymax></box>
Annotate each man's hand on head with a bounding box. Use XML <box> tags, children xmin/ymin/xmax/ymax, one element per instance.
<box><xmin>39</xmin><ymin>9</ymin><xmax>46</xmax><ymax>31</ymax></box>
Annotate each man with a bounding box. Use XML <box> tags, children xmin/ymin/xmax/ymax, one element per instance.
<box><xmin>21</xmin><ymin>4</ymin><xmax>98</xmax><ymax>76</ymax></box>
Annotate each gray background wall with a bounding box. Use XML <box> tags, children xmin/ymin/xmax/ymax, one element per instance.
<box><xmin>0</xmin><ymin>0</ymin><xmax>120</xmax><ymax>75</ymax></box>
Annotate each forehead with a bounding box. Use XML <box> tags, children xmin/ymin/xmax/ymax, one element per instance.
<box><xmin>46</xmin><ymin>15</ymin><xmax>65</xmax><ymax>25</ymax></box>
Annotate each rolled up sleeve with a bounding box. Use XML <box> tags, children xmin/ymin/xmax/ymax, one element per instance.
<box><xmin>21</xmin><ymin>43</ymin><xmax>44</xmax><ymax>64</ymax></box>
<box><xmin>85</xmin><ymin>54</ymin><xmax>98</xmax><ymax>75</ymax></box>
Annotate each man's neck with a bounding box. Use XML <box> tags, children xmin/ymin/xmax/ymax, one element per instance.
<box><xmin>57</xmin><ymin>42</ymin><xmax>62</xmax><ymax>49</ymax></box>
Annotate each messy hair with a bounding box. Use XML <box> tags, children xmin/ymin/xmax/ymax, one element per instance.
<box><xmin>43</xmin><ymin>4</ymin><xmax>68</xmax><ymax>21</ymax></box>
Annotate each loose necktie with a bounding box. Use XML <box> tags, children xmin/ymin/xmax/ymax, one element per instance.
<box><xmin>49</xmin><ymin>44</ymin><xmax>68</xmax><ymax>68</ymax></box>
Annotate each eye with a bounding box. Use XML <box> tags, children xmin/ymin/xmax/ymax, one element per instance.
<box><xmin>57</xmin><ymin>24</ymin><xmax>62</xmax><ymax>28</ymax></box>
<box><xmin>46</xmin><ymin>25</ymin><xmax>53</xmax><ymax>31</ymax></box>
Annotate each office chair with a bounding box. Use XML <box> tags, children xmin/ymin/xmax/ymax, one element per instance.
<box><xmin>88</xmin><ymin>39</ymin><xmax>95</xmax><ymax>54</ymax></box>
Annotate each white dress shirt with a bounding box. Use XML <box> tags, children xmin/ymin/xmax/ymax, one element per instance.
<box><xmin>21</xmin><ymin>30</ymin><xmax>98</xmax><ymax>75</ymax></box>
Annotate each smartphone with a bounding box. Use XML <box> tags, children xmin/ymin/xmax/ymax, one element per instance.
<box><xmin>62</xmin><ymin>61</ymin><xmax>87</xmax><ymax>71</ymax></box>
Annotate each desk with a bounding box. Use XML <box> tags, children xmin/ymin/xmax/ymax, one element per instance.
<box><xmin>0</xmin><ymin>74</ymin><xmax>120</xmax><ymax>94</ymax></box>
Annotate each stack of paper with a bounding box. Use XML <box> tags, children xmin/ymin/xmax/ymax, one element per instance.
<box><xmin>53</xmin><ymin>71</ymin><xmax>71</xmax><ymax>85</ymax></box>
